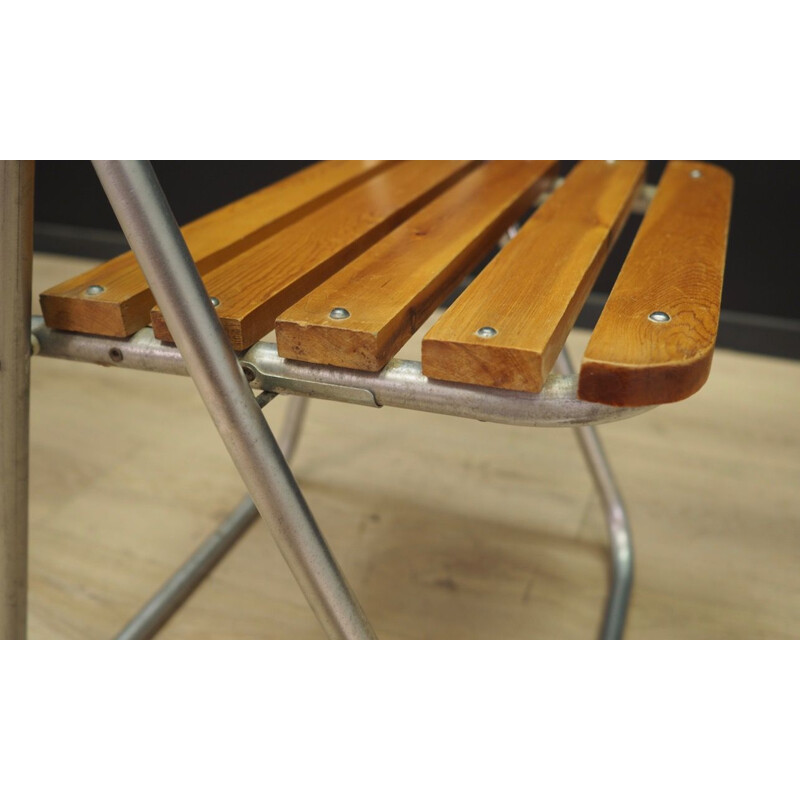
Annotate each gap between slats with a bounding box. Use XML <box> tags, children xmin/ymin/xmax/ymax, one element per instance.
<box><xmin>275</xmin><ymin>160</ymin><xmax>559</xmax><ymax>371</ymax></box>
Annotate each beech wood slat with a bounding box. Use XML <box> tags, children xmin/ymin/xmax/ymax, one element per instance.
<box><xmin>275</xmin><ymin>160</ymin><xmax>558</xmax><ymax>371</ymax></box>
<box><xmin>40</xmin><ymin>160</ymin><xmax>396</xmax><ymax>337</ymax></box>
<box><xmin>578</xmin><ymin>161</ymin><xmax>733</xmax><ymax>407</ymax></box>
<box><xmin>152</xmin><ymin>160</ymin><xmax>477</xmax><ymax>349</ymax></box>
<box><xmin>421</xmin><ymin>160</ymin><xmax>645</xmax><ymax>392</ymax></box>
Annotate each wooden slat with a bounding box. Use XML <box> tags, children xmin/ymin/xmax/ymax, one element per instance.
<box><xmin>152</xmin><ymin>160</ymin><xmax>478</xmax><ymax>349</ymax></box>
<box><xmin>274</xmin><ymin>160</ymin><xmax>558</xmax><ymax>371</ymax></box>
<box><xmin>40</xmin><ymin>160</ymin><xmax>397</xmax><ymax>337</ymax></box>
<box><xmin>578</xmin><ymin>161</ymin><xmax>733</xmax><ymax>407</ymax></box>
<box><xmin>421</xmin><ymin>160</ymin><xmax>646</xmax><ymax>392</ymax></box>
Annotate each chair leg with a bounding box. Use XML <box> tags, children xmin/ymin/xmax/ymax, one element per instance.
<box><xmin>0</xmin><ymin>161</ymin><xmax>34</xmax><ymax>640</ymax></box>
<box><xmin>556</xmin><ymin>349</ymin><xmax>634</xmax><ymax>640</ymax></box>
<box><xmin>94</xmin><ymin>161</ymin><xmax>375</xmax><ymax>640</ymax></box>
<box><xmin>277</xmin><ymin>395</ymin><xmax>310</xmax><ymax>464</ymax></box>
<box><xmin>116</xmin><ymin>394</ymin><xmax>311</xmax><ymax>640</ymax></box>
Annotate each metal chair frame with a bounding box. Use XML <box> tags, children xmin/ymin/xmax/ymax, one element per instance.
<box><xmin>1</xmin><ymin>160</ymin><xmax>650</xmax><ymax>640</ymax></box>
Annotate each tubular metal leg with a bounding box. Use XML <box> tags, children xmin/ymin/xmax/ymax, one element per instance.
<box><xmin>1</xmin><ymin>161</ymin><xmax>34</xmax><ymax>640</ymax></box>
<box><xmin>117</xmin><ymin>495</ymin><xmax>258</xmax><ymax>640</ymax></box>
<box><xmin>116</xmin><ymin>395</ymin><xmax>311</xmax><ymax>640</ymax></box>
<box><xmin>94</xmin><ymin>161</ymin><xmax>374</xmax><ymax>640</ymax></box>
<box><xmin>277</xmin><ymin>395</ymin><xmax>310</xmax><ymax>464</ymax></box>
<box><xmin>500</xmin><ymin>219</ymin><xmax>633</xmax><ymax>638</ymax></box>
<box><xmin>556</xmin><ymin>349</ymin><xmax>634</xmax><ymax>640</ymax></box>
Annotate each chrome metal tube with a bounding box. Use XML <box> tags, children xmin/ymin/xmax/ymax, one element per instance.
<box><xmin>556</xmin><ymin>349</ymin><xmax>634</xmax><ymax>639</ymax></box>
<box><xmin>116</xmin><ymin>494</ymin><xmax>259</xmax><ymax>640</ymax></box>
<box><xmin>0</xmin><ymin>161</ymin><xmax>34</xmax><ymax>639</ymax></box>
<box><xmin>277</xmin><ymin>396</ymin><xmax>309</xmax><ymax>463</ymax></box>
<box><xmin>499</xmin><ymin>212</ymin><xmax>633</xmax><ymax>639</ymax></box>
<box><xmin>30</xmin><ymin>319</ymin><xmax>654</xmax><ymax>428</ymax></box>
<box><xmin>115</xmin><ymin>395</ymin><xmax>311</xmax><ymax>640</ymax></box>
<box><xmin>94</xmin><ymin>161</ymin><xmax>374</xmax><ymax>640</ymax></box>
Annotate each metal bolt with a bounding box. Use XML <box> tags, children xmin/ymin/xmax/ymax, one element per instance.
<box><xmin>210</xmin><ymin>296</ymin><xmax>220</xmax><ymax>307</ymax></box>
<box><xmin>109</xmin><ymin>347</ymin><xmax>123</xmax><ymax>363</ymax></box>
<box><xmin>85</xmin><ymin>285</ymin><xmax>105</xmax><ymax>296</ymax></box>
<box><xmin>329</xmin><ymin>307</ymin><xmax>350</xmax><ymax>320</ymax></box>
<box><xmin>476</xmin><ymin>326</ymin><xmax>498</xmax><ymax>338</ymax></box>
<box><xmin>648</xmin><ymin>311</ymin><xmax>671</xmax><ymax>323</ymax></box>
<box><xmin>690</xmin><ymin>169</ymin><xmax>702</xmax><ymax>179</ymax></box>
<box><xmin>242</xmin><ymin>365</ymin><xmax>256</xmax><ymax>382</ymax></box>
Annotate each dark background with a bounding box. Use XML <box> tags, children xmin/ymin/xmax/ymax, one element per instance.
<box><xmin>32</xmin><ymin>161</ymin><xmax>800</xmax><ymax>359</ymax></box>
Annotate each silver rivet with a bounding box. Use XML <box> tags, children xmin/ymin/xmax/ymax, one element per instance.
<box><xmin>648</xmin><ymin>311</ymin><xmax>671</xmax><ymax>323</ymax></box>
<box><xmin>476</xmin><ymin>326</ymin><xmax>498</xmax><ymax>338</ymax></box>
<box><xmin>690</xmin><ymin>169</ymin><xmax>702</xmax><ymax>179</ymax></box>
<box><xmin>329</xmin><ymin>307</ymin><xmax>350</xmax><ymax>320</ymax></box>
<box><xmin>85</xmin><ymin>285</ymin><xmax>105</xmax><ymax>296</ymax></box>
<box><xmin>210</xmin><ymin>296</ymin><xmax>220</xmax><ymax>307</ymax></box>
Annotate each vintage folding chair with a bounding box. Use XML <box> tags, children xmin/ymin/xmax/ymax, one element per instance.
<box><xmin>0</xmin><ymin>159</ymin><xmax>733</xmax><ymax>639</ymax></box>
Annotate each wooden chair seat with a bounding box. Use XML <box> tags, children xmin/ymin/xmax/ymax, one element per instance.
<box><xmin>39</xmin><ymin>160</ymin><xmax>733</xmax><ymax>407</ymax></box>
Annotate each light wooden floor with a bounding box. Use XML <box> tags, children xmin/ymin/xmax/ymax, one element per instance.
<box><xmin>26</xmin><ymin>254</ymin><xmax>800</xmax><ymax>639</ymax></box>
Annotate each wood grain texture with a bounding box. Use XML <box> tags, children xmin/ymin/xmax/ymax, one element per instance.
<box><xmin>578</xmin><ymin>161</ymin><xmax>733</xmax><ymax>407</ymax></box>
<box><xmin>421</xmin><ymin>161</ymin><xmax>645</xmax><ymax>392</ymax></box>
<box><xmin>152</xmin><ymin>161</ymin><xmax>478</xmax><ymax>349</ymax></box>
<box><xmin>40</xmin><ymin>160</ymin><xmax>396</xmax><ymax>337</ymax></box>
<box><xmin>275</xmin><ymin>160</ymin><xmax>558</xmax><ymax>371</ymax></box>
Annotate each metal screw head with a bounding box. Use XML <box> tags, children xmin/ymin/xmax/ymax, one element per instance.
<box><xmin>329</xmin><ymin>307</ymin><xmax>350</xmax><ymax>320</ymax></box>
<box><xmin>476</xmin><ymin>326</ymin><xmax>498</xmax><ymax>338</ymax></box>
<box><xmin>690</xmin><ymin>169</ymin><xmax>702</xmax><ymax>179</ymax></box>
<box><xmin>210</xmin><ymin>296</ymin><xmax>220</xmax><ymax>307</ymax></box>
<box><xmin>242</xmin><ymin>365</ymin><xmax>256</xmax><ymax>382</ymax></box>
<box><xmin>108</xmin><ymin>347</ymin><xmax>123</xmax><ymax>363</ymax></box>
<box><xmin>85</xmin><ymin>285</ymin><xmax>105</xmax><ymax>296</ymax></box>
<box><xmin>648</xmin><ymin>311</ymin><xmax>671</xmax><ymax>323</ymax></box>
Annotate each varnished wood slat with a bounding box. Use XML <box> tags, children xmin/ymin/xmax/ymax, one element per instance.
<box><xmin>40</xmin><ymin>160</ymin><xmax>397</xmax><ymax>337</ymax></box>
<box><xmin>578</xmin><ymin>161</ymin><xmax>733</xmax><ymax>407</ymax></box>
<box><xmin>274</xmin><ymin>160</ymin><xmax>558</xmax><ymax>371</ymax></box>
<box><xmin>420</xmin><ymin>161</ymin><xmax>646</xmax><ymax>392</ymax></box>
<box><xmin>152</xmin><ymin>160</ymin><xmax>478</xmax><ymax>349</ymax></box>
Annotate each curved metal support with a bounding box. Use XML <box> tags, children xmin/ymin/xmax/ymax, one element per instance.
<box><xmin>31</xmin><ymin>318</ymin><xmax>655</xmax><ymax>428</ymax></box>
<box><xmin>116</xmin><ymin>394</ymin><xmax>311</xmax><ymax>640</ymax></box>
<box><xmin>556</xmin><ymin>349</ymin><xmax>634</xmax><ymax>639</ymax></box>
